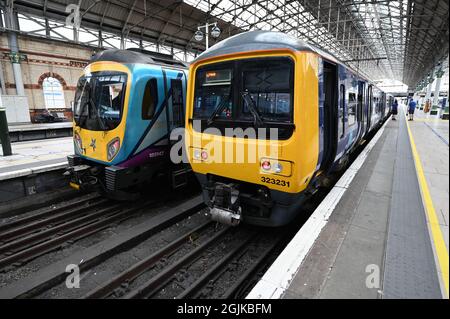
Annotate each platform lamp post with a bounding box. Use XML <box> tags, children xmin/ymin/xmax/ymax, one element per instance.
<box><xmin>194</xmin><ymin>22</ymin><xmax>221</xmax><ymax>50</ymax></box>
<box><xmin>0</xmin><ymin>94</ymin><xmax>12</xmax><ymax>156</ymax></box>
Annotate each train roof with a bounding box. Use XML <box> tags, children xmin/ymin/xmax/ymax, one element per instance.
<box><xmin>194</xmin><ymin>30</ymin><xmax>326</xmax><ymax>61</ymax></box>
<box><xmin>90</xmin><ymin>49</ymin><xmax>188</xmax><ymax>68</ymax></box>
<box><xmin>194</xmin><ymin>30</ymin><xmax>381</xmax><ymax>89</ymax></box>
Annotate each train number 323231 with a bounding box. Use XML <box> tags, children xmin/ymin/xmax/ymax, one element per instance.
<box><xmin>261</xmin><ymin>176</ymin><xmax>290</xmax><ymax>187</ymax></box>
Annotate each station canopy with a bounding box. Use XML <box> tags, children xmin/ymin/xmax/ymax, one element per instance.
<box><xmin>3</xmin><ymin>0</ymin><xmax>449</xmax><ymax>89</ymax></box>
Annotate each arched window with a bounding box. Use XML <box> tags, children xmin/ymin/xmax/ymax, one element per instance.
<box><xmin>42</xmin><ymin>77</ymin><xmax>65</xmax><ymax>108</ymax></box>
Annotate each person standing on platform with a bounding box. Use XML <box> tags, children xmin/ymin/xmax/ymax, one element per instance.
<box><xmin>392</xmin><ymin>99</ymin><xmax>398</xmax><ymax>120</ymax></box>
<box><xmin>408</xmin><ymin>99</ymin><xmax>417</xmax><ymax>121</ymax></box>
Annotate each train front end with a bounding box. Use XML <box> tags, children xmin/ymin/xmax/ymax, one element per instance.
<box><xmin>67</xmin><ymin>61</ymin><xmax>131</xmax><ymax>194</ymax></box>
<box><xmin>185</xmin><ymin>32</ymin><xmax>321</xmax><ymax>227</ymax></box>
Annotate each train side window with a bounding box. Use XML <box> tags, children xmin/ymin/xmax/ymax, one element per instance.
<box><xmin>348</xmin><ymin>93</ymin><xmax>357</xmax><ymax>126</ymax></box>
<box><xmin>142</xmin><ymin>78</ymin><xmax>158</xmax><ymax>120</ymax></box>
<box><xmin>339</xmin><ymin>84</ymin><xmax>345</xmax><ymax>137</ymax></box>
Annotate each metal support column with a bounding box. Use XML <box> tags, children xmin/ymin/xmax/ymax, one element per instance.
<box><xmin>98</xmin><ymin>30</ymin><xmax>103</xmax><ymax>48</ymax></box>
<box><xmin>4</xmin><ymin>1</ymin><xmax>25</xmax><ymax>96</ymax></box>
<box><xmin>434</xmin><ymin>68</ymin><xmax>445</xmax><ymax>117</ymax></box>
<box><xmin>425</xmin><ymin>77</ymin><xmax>433</xmax><ymax>110</ymax></box>
<box><xmin>433</xmin><ymin>69</ymin><xmax>444</xmax><ymax>106</ymax></box>
<box><xmin>0</xmin><ymin>61</ymin><xmax>6</xmax><ymax>95</ymax></box>
<box><xmin>0</xmin><ymin>95</ymin><xmax>12</xmax><ymax>156</ymax></box>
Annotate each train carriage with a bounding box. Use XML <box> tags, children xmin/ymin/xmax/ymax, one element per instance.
<box><xmin>185</xmin><ymin>30</ymin><xmax>390</xmax><ymax>227</ymax></box>
<box><xmin>66</xmin><ymin>49</ymin><xmax>189</xmax><ymax>196</ymax></box>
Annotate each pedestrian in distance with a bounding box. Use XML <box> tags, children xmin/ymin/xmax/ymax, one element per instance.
<box><xmin>408</xmin><ymin>99</ymin><xmax>417</xmax><ymax>121</ymax></box>
<box><xmin>392</xmin><ymin>99</ymin><xmax>398</xmax><ymax>120</ymax></box>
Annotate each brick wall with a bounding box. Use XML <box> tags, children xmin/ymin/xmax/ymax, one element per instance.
<box><xmin>0</xmin><ymin>34</ymin><xmax>98</xmax><ymax>122</ymax></box>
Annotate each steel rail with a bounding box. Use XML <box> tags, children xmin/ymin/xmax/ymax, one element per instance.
<box><xmin>221</xmin><ymin>239</ymin><xmax>281</xmax><ymax>299</ymax></box>
<box><xmin>0</xmin><ymin>193</ymin><xmax>102</xmax><ymax>233</ymax></box>
<box><xmin>0</xmin><ymin>198</ymin><xmax>109</xmax><ymax>243</ymax></box>
<box><xmin>123</xmin><ymin>226</ymin><xmax>230</xmax><ymax>299</ymax></box>
<box><xmin>176</xmin><ymin>234</ymin><xmax>256</xmax><ymax>299</ymax></box>
<box><xmin>84</xmin><ymin>220</ymin><xmax>214</xmax><ymax>299</ymax></box>
<box><xmin>0</xmin><ymin>202</ymin><xmax>151</xmax><ymax>269</ymax></box>
<box><xmin>0</xmin><ymin>203</ymin><xmax>122</xmax><ymax>255</ymax></box>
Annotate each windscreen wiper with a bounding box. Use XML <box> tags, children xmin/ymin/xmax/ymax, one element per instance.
<box><xmin>93</xmin><ymin>100</ymin><xmax>108</xmax><ymax>131</ymax></box>
<box><xmin>206</xmin><ymin>95</ymin><xmax>231</xmax><ymax>126</ymax></box>
<box><xmin>75</xmin><ymin>83</ymin><xmax>89</xmax><ymax>126</ymax></box>
<box><xmin>78</xmin><ymin>100</ymin><xmax>89</xmax><ymax>127</ymax></box>
<box><xmin>241</xmin><ymin>92</ymin><xmax>264</xmax><ymax>128</ymax></box>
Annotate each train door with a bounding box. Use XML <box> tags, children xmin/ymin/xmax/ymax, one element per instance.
<box><xmin>319</xmin><ymin>60</ymin><xmax>338</xmax><ymax>172</ymax></box>
<box><xmin>162</xmin><ymin>68</ymin><xmax>186</xmax><ymax>133</ymax></box>
<box><xmin>357</xmin><ymin>81</ymin><xmax>365</xmax><ymax>140</ymax></box>
<box><xmin>170</xmin><ymin>78</ymin><xmax>184</xmax><ymax>129</ymax></box>
<box><xmin>381</xmin><ymin>93</ymin><xmax>386</xmax><ymax>119</ymax></box>
<box><xmin>163</xmin><ymin>68</ymin><xmax>189</xmax><ymax>187</ymax></box>
<box><xmin>367</xmin><ymin>85</ymin><xmax>373</xmax><ymax>133</ymax></box>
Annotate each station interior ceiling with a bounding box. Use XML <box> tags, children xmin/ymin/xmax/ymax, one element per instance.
<box><xmin>0</xmin><ymin>0</ymin><xmax>449</xmax><ymax>90</ymax></box>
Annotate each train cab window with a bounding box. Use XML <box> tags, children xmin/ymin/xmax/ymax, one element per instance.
<box><xmin>193</xmin><ymin>57</ymin><xmax>294</xmax><ymax>140</ymax></box>
<box><xmin>74</xmin><ymin>72</ymin><xmax>127</xmax><ymax>131</ymax></box>
<box><xmin>339</xmin><ymin>84</ymin><xmax>345</xmax><ymax>138</ymax></box>
<box><xmin>348</xmin><ymin>93</ymin><xmax>357</xmax><ymax>126</ymax></box>
<box><xmin>142</xmin><ymin>78</ymin><xmax>158</xmax><ymax>120</ymax></box>
<box><xmin>240</xmin><ymin>59</ymin><xmax>293</xmax><ymax>123</ymax></box>
<box><xmin>193</xmin><ymin>67</ymin><xmax>233</xmax><ymax>120</ymax></box>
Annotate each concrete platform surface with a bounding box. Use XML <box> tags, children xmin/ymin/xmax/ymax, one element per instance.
<box><xmin>247</xmin><ymin>107</ymin><xmax>448</xmax><ymax>299</ymax></box>
<box><xmin>8</xmin><ymin>122</ymin><xmax>72</xmax><ymax>132</ymax></box>
<box><xmin>0</xmin><ymin>137</ymin><xmax>72</xmax><ymax>180</ymax></box>
<box><xmin>406</xmin><ymin>107</ymin><xmax>449</xmax><ymax>297</ymax></box>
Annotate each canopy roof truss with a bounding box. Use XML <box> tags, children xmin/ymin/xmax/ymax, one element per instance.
<box><xmin>0</xmin><ymin>0</ymin><xmax>448</xmax><ymax>88</ymax></box>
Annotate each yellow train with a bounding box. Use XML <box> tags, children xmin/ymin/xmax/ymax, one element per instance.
<box><xmin>185</xmin><ymin>31</ymin><xmax>390</xmax><ymax>227</ymax></box>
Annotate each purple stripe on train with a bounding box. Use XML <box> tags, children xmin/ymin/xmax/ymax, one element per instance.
<box><xmin>118</xmin><ymin>145</ymin><xmax>168</xmax><ymax>168</ymax></box>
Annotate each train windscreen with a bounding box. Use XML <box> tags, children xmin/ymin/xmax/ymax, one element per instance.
<box><xmin>73</xmin><ymin>71</ymin><xmax>127</xmax><ymax>131</ymax></box>
<box><xmin>193</xmin><ymin>57</ymin><xmax>294</xmax><ymax>139</ymax></box>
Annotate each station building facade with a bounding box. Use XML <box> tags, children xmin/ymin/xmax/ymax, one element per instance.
<box><xmin>0</xmin><ymin>34</ymin><xmax>94</xmax><ymax>123</ymax></box>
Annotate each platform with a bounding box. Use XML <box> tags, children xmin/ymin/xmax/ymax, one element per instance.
<box><xmin>0</xmin><ymin>137</ymin><xmax>72</xmax><ymax>202</ymax></box>
<box><xmin>7</xmin><ymin>122</ymin><xmax>73</xmax><ymax>142</ymax></box>
<box><xmin>248</xmin><ymin>107</ymin><xmax>449</xmax><ymax>299</ymax></box>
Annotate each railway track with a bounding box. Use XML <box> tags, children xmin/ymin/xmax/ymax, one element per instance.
<box><xmin>0</xmin><ymin>193</ymin><xmax>154</xmax><ymax>271</ymax></box>
<box><xmin>0</xmin><ymin>186</ymin><xmax>317</xmax><ymax>299</ymax></box>
<box><xmin>0</xmin><ymin>121</ymin><xmax>386</xmax><ymax>299</ymax></box>
<box><xmin>0</xmin><ymin>195</ymin><xmax>206</xmax><ymax>298</ymax></box>
<box><xmin>81</xmin><ymin>219</ymin><xmax>291</xmax><ymax>299</ymax></box>
<box><xmin>0</xmin><ymin>194</ymin><xmax>290</xmax><ymax>300</ymax></box>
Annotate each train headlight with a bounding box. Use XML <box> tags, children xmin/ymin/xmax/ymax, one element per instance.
<box><xmin>260</xmin><ymin>158</ymin><xmax>292</xmax><ymax>177</ymax></box>
<box><xmin>192</xmin><ymin>148</ymin><xmax>208</xmax><ymax>161</ymax></box>
<box><xmin>274</xmin><ymin>163</ymin><xmax>283</xmax><ymax>174</ymax></box>
<box><xmin>107</xmin><ymin>137</ymin><xmax>120</xmax><ymax>161</ymax></box>
<box><xmin>261</xmin><ymin>160</ymin><xmax>271</xmax><ymax>171</ymax></box>
<box><xmin>74</xmin><ymin>133</ymin><xmax>83</xmax><ymax>154</ymax></box>
<box><xmin>193</xmin><ymin>149</ymin><xmax>201</xmax><ymax>160</ymax></box>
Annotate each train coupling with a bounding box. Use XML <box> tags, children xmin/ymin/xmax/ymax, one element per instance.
<box><xmin>64</xmin><ymin>164</ymin><xmax>99</xmax><ymax>190</ymax></box>
<box><xmin>210</xmin><ymin>207</ymin><xmax>242</xmax><ymax>226</ymax></box>
<box><xmin>209</xmin><ymin>183</ymin><xmax>242</xmax><ymax>226</ymax></box>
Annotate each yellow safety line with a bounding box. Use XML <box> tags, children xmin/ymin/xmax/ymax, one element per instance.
<box><xmin>405</xmin><ymin>113</ymin><xmax>449</xmax><ymax>298</ymax></box>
